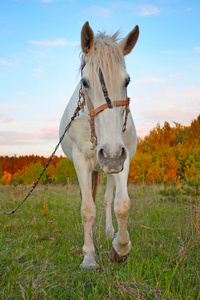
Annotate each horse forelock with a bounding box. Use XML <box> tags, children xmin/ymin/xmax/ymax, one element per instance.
<box><xmin>81</xmin><ymin>31</ymin><xmax>126</xmax><ymax>101</ymax></box>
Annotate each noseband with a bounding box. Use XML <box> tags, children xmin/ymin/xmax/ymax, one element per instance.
<box><xmin>80</xmin><ymin>64</ymin><xmax>130</xmax><ymax>150</ymax></box>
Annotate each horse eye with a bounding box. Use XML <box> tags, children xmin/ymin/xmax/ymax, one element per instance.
<box><xmin>81</xmin><ymin>78</ymin><xmax>89</xmax><ymax>89</ymax></box>
<box><xmin>125</xmin><ymin>76</ymin><xmax>130</xmax><ymax>88</ymax></box>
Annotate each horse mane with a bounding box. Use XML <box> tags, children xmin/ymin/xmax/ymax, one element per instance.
<box><xmin>80</xmin><ymin>31</ymin><xmax>125</xmax><ymax>100</ymax></box>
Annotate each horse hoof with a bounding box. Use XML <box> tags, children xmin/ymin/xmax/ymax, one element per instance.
<box><xmin>109</xmin><ymin>246</ymin><xmax>128</xmax><ymax>263</ymax></box>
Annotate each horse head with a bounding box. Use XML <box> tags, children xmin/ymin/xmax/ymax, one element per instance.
<box><xmin>80</xmin><ymin>22</ymin><xmax>139</xmax><ymax>174</ymax></box>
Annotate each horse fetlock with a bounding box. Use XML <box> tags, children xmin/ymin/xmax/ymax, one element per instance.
<box><xmin>106</xmin><ymin>225</ymin><xmax>115</xmax><ymax>239</ymax></box>
<box><xmin>112</xmin><ymin>238</ymin><xmax>131</xmax><ymax>257</ymax></box>
<box><xmin>115</xmin><ymin>231</ymin><xmax>130</xmax><ymax>246</ymax></box>
<box><xmin>82</xmin><ymin>244</ymin><xmax>95</xmax><ymax>256</ymax></box>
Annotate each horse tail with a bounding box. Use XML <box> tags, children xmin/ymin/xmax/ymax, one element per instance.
<box><xmin>92</xmin><ymin>171</ymin><xmax>102</xmax><ymax>203</ymax></box>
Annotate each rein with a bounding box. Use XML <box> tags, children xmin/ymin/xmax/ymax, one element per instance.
<box><xmin>5</xmin><ymin>94</ymin><xmax>85</xmax><ymax>215</ymax></box>
<box><xmin>5</xmin><ymin>65</ymin><xmax>130</xmax><ymax>215</ymax></box>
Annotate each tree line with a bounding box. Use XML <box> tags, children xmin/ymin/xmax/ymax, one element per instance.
<box><xmin>0</xmin><ymin>115</ymin><xmax>199</xmax><ymax>186</ymax></box>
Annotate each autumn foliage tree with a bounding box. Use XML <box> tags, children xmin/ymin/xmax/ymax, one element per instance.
<box><xmin>128</xmin><ymin>115</ymin><xmax>200</xmax><ymax>186</ymax></box>
<box><xmin>55</xmin><ymin>158</ymin><xmax>78</xmax><ymax>184</ymax></box>
<box><xmin>0</xmin><ymin>115</ymin><xmax>199</xmax><ymax>186</ymax></box>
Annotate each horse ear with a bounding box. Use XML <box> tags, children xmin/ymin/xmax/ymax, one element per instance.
<box><xmin>119</xmin><ymin>25</ymin><xmax>139</xmax><ymax>56</ymax></box>
<box><xmin>81</xmin><ymin>22</ymin><xmax>95</xmax><ymax>54</ymax></box>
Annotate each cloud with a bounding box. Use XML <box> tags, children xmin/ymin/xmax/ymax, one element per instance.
<box><xmin>38</xmin><ymin>126</ymin><xmax>58</xmax><ymax>139</ymax></box>
<box><xmin>27</xmin><ymin>49</ymin><xmax>47</xmax><ymax>57</ymax></box>
<box><xmin>29</xmin><ymin>38</ymin><xmax>79</xmax><ymax>47</ymax></box>
<box><xmin>0</xmin><ymin>59</ymin><xmax>11</xmax><ymax>66</ymax></box>
<box><xmin>1</xmin><ymin>117</ymin><xmax>14</xmax><ymax>123</ymax></box>
<box><xmin>0</xmin><ymin>126</ymin><xmax>58</xmax><ymax>147</ymax></box>
<box><xmin>139</xmin><ymin>4</ymin><xmax>161</xmax><ymax>16</ymax></box>
<box><xmin>83</xmin><ymin>5</ymin><xmax>113</xmax><ymax>17</ymax></box>
<box><xmin>194</xmin><ymin>47</ymin><xmax>200</xmax><ymax>54</ymax></box>
<box><xmin>41</xmin><ymin>117</ymin><xmax>60</xmax><ymax>122</ymax></box>
<box><xmin>0</xmin><ymin>131</ymin><xmax>38</xmax><ymax>146</ymax></box>
<box><xmin>131</xmin><ymin>84</ymin><xmax>200</xmax><ymax>136</ymax></box>
<box><xmin>33</xmin><ymin>64</ymin><xmax>50</xmax><ymax>73</ymax></box>
<box><xmin>135</xmin><ymin>77</ymin><xmax>166</xmax><ymax>84</ymax></box>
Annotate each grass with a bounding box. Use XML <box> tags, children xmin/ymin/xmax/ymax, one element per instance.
<box><xmin>0</xmin><ymin>183</ymin><xmax>199</xmax><ymax>299</ymax></box>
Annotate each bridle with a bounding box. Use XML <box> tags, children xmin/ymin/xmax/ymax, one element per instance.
<box><xmin>80</xmin><ymin>63</ymin><xmax>130</xmax><ymax>150</ymax></box>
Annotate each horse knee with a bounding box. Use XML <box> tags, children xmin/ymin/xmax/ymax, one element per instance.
<box><xmin>114</xmin><ymin>197</ymin><xmax>131</xmax><ymax>218</ymax></box>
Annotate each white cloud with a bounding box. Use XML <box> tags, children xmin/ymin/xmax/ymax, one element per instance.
<box><xmin>139</xmin><ymin>4</ymin><xmax>161</xmax><ymax>16</ymax></box>
<box><xmin>38</xmin><ymin>126</ymin><xmax>58</xmax><ymax>139</ymax></box>
<box><xmin>27</xmin><ymin>49</ymin><xmax>47</xmax><ymax>57</ymax></box>
<box><xmin>1</xmin><ymin>117</ymin><xmax>14</xmax><ymax>124</ymax></box>
<box><xmin>0</xmin><ymin>126</ymin><xmax>58</xmax><ymax>147</ymax></box>
<box><xmin>33</xmin><ymin>64</ymin><xmax>50</xmax><ymax>73</ymax></box>
<box><xmin>131</xmin><ymin>84</ymin><xmax>200</xmax><ymax>136</ymax></box>
<box><xmin>83</xmin><ymin>5</ymin><xmax>113</xmax><ymax>18</ymax></box>
<box><xmin>194</xmin><ymin>47</ymin><xmax>200</xmax><ymax>54</ymax></box>
<box><xmin>29</xmin><ymin>38</ymin><xmax>79</xmax><ymax>47</ymax></box>
<box><xmin>0</xmin><ymin>59</ymin><xmax>11</xmax><ymax>66</ymax></box>
<box><xmin>41</xmin><ymin>117</ymin><xmax>60</xmax><ymax>122</ymax></box>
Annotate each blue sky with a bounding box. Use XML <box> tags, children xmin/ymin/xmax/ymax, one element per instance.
<box><xmin>0</xmin><ymin>0</ymin><xmax>200</xmax><ymax>157</ymax></box>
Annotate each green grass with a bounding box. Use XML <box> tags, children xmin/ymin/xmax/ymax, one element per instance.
<box><xmin>0</xmin><ymin>184</ymin><xmax>199</xmax><ymax>299</ymax></box>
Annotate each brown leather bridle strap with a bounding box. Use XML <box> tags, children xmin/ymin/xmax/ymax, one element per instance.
<box><xmin>89</xmin><ymin>98</ymin><xmax>130</xmax><ymax>117</ymax></box>
<box><xmin>80</xmin><ymin>62</ymin><xmax>131</xmax><ymax>149</ymax></box>
<box><xmin>84</xmin><ymin>91</ymin><xmax>98</xmax><ymax>150</ymax></box>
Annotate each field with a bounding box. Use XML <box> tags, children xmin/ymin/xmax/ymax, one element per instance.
<box><xmin>0</xmin><ymin>184</ymin><xmax>199</xmax><ymax>299</ymax></box>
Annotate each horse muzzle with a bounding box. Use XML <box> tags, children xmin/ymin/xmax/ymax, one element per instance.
<box><xmin>97</xmin><ymin>144</ymin><xmax>127</xmax><ymax>174</ymax></box>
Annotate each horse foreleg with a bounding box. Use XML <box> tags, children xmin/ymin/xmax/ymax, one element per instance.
<box><xmin>104</xmin><ymin>174</ymin><xmax>115</xmax><ymax>239</ymax></box>
<box><xmin>73</xmin><ymin>152</ymin><xmax>97</xmax><ymax>269</ymax></box>
<box><xmin>110</xmin><ymin>158</ymin><xmax>131</xmax><ymax>262</ymax></box>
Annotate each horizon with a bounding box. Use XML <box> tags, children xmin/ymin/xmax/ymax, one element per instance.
<box><xmin>1</xmin><ymin>0</ymin><xmax>200</xmax><ymax>157</ymax></box>
<box><xmin>0</xmin><ymin>114</ymin><xmax>199</xmax><ymax>158</ymax></box>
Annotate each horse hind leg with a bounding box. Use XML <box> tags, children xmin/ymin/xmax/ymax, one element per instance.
<box><xmin>104</xmin><ymin>174</ymin><xmax>115</xmax><ymax>239</ymax></box>
<box><xmin>92</xmin><ymin>171</ymin><xmax>102</xmax><ymax>202</ymax></box>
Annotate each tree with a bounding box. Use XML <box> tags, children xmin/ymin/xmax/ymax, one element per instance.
<box><xmin>161</xmin><ymin>150</ymin><xmax>180</xmax><ymax>184</ymax></box>
<box><xmin>129</xmin><ymin>152</ymin><xmax>152</xmax><ymax>184</ymax></box>
<box><xmin>1</xmin><ymin>171</ymin><xmax>12</xmax><ymax>185</ymax></box>
<box><xmin>55</xmin><ymin>158</ymin><xmax>78</xmax><ymax>184</ymax></box>
<box><xmin>22</xmin><ymin>162</ymin><xmax>48</xmax><ymax>184</ymax></box>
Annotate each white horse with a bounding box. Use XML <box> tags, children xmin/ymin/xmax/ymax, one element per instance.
<box><xmin>60</xmin><ymin>22</ymin><xmax>139</xmax><ymax>269</ymax></box>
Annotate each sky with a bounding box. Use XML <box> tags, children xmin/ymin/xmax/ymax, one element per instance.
<box><xmin>0</xmin><ymin>0</ymin><xmax>200</xmax><ymax>157</ymax></box>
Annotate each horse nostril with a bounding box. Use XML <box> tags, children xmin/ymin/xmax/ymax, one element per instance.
<box><xmin>98</xmin><ymin>148</ymin><xmax>105</xmax><ymax>160</ymax></box>
<box><xmin>120</xmin><ymin>147</ymin><xmax>127</xmax><ymax>160</ymax></box>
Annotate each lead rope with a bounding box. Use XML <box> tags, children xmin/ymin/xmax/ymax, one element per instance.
<box><xmin>5</xmin><ymin>87</ymin><xmax>85</xmax><ymax>215</ymax></box>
